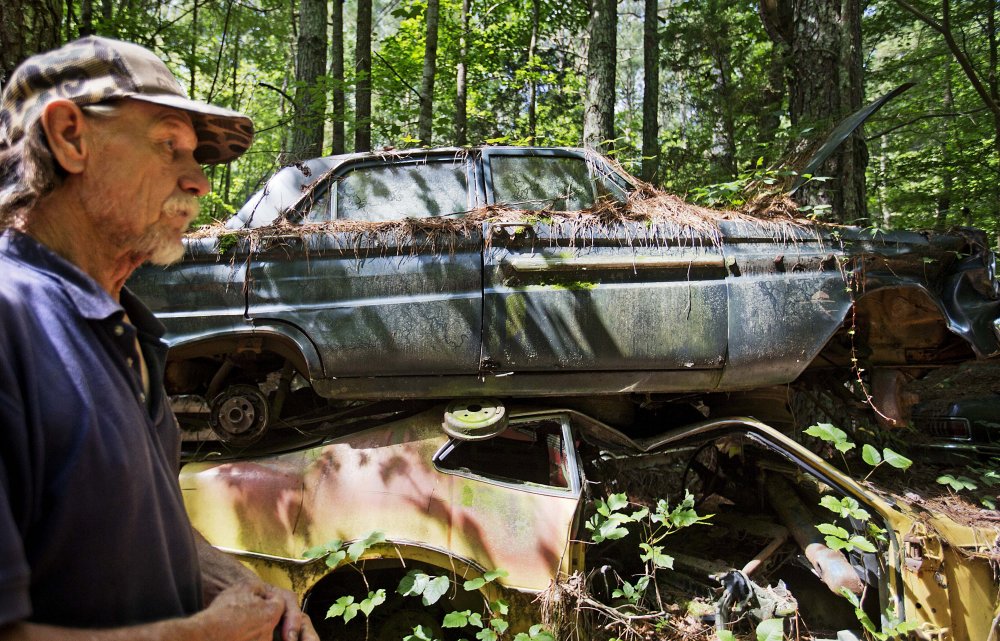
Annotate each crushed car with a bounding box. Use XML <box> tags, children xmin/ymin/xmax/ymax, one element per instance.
<box><xmin>128</xmin><ymin>146</ymin><xmax>1000</xmax><ymax>446</ymax></box>
<box><xmin>179</xmin><ymin>400</ymin><xmax>1000</xmax><ymax>640</ymax></box>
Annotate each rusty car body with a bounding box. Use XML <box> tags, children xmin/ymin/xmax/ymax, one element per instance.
<box><xmin>180</xmin><ymin>402</ymin><xmax>1000</xmax><ymax>640</ymax></box>
<box><xmin>127</xmin><ymin>146</ymin><xmax>1000</xmax><ymax>444</ymax></box>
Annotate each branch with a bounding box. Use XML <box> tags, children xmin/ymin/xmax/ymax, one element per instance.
<box><xmin>258</xmin><ymin>81</ymin><xmax>299</xmax><ymax>109</ymax></box>
<box><xmin>866</xmin><ymin>106</ymin><xmax>990</xmax><ymax>139</ymax></box>
<box><xmin>893</xmin><ymin>0</ymin><xmax>1000</xmax><ymax>118</ymax></box>
<box><xmin>372</xmin><ymin>50</ymin><xmax>422</xmax><ymax>101</ymax></box>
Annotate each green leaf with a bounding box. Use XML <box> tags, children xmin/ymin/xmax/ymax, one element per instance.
<box><xmin>606</xmin><ymin>493</ymin><xmax>629</xmax><ymax>512</ymax></box>
<box><xmin>882</xmin><ymin>448</ymin><xmax>913</xmax><ymax>470</ymax></box>
<box><xmin>846</xmin><ymin>535</ymin><xmax>877</xmax><ymax>553</ymax></box>
<box><xmin>755</xmin><ymin>618</ymin><xmax>784</xmax><ymax>641</ymax></box>
<box><xmin>347</xmin><ymin>531</ymin><xmax>386</xmax><ymax>562</ymax></box>
<box><xmin>483</xmin><ymin>569</ymin><xmax>508</xmax><ymax>582</ymax></box>
<box><xmin>476</xmin><ymin>629</ymin><xmax>498</xmax><ymax>641</ymax></box>
<box><xmin>405</xmin><ymin>624</ymin><xmax>436</xmax><ymax>641</ymax></box>
<box><xmin>490</xmin><ymin>618</ymin><xmax>509</xmax><ymax>634</ymax></box>
<box><xmin>468</xmin><ymin>613</ymin><xmax>484</xmax><ymax>628</ymax></box>
<box><xmin>423</xmin><ymin>575</ymin><xmax>451</xmax><ymax>605</ymax></box>
<box><xmin>491</xmin><ymin>600</ymin><xmax>510</xmax><ymax>616</ymax></box>
<box><xmin>816</xmin><ymin>523</ymin><xmax>849</xmax><ymax>539</ymax></box>
<box><xmin>463</xmin><ymin>577</ymin><xmax>486</xmax><ymax>591</ymax></box>
<box><xmin>359</xmin><ymin>589</ymin><xmax>386</xmax><ymax>617</ymax></box>
<box><xmin>398</xmin><ymin>570</ymin><xmax>430</xmax><ymax>597</ymax></box>
<box><xmin>936</xmin><ymin>474</ymin><xmax>978</xmax><ymax>491</ymax></box>
<box><xmin>443</xmin><ymin>611</ymin><xmax>470</xmax><ymax>628</ymax></box>
<box><xmin>716</xmin><ymin>632</ymin><xmax>737</xmax><ymax>641</ymax></box>
<box><xmin>324</xmin><ymin>550</ymin><xmax>347</xmax><ymax>568</ymax></box>
<box><xmin>326</xmin><ymin>595</ymin><xmax>354</xmax><ymax>619</ymax></box>
<box><xmin>639</xmin><ymin>543</ymin><xmax>674</xmax><ymax>569</ymax></box>
<box><xmin>862</xmin><ymin>443</ymin><xmax>882</xmax><ymax>466</ymax></box>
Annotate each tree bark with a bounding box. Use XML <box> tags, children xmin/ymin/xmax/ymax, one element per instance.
<box><xmin>290</xmin><ymin>0</ymin><xmax>328</xmax><ymax>162</ymax></box>
<box><xmin>355</xmin><ymin>0</ymin><xmax>373</xmax><ymax>152</ymax></box>
<box><xmin>640</xmin><ymin>0</ymin><xmax>659</xmax><ymax>182</ymax></box>
<box><xmin>418</xmin><ymin>0</ymin><xmax>440</xmax><ymax>147</ymax></box>
<box><xmin>761</xmin><ymin>0</ymin><xmax>867</xmax><ymax>223</ymax></box>
<box><xmin>1</xmin><ymin>0</ymin><xmax>61</xmax><ymax>85</ymax></box>
<box><xmin>935</xmin><ymin>63</ymin><xmax>953</xmax><ymax>231</ymax></box>
<box><xmin>331</xmin><ymin>0</ymin><xmax>345</xmax><ymax>154</ymax></box>
<box><xmin>527</xmin><ymin>0</ymin><xmax>540</xmax><ymax>144</ymax></box>
<box><xmin>81</xmin><ymin>0</ymin><xmax>94</xmax><ymax>36</ymax></box>
<box><xmin>454</xmin><ymin>0</ymin><xmax>469</xmax><ymax>146</ymax></box>
<box><xmin>583</xmin><ymin>0</ymin><xmax>617</xmax><ymax>152</ymax></box>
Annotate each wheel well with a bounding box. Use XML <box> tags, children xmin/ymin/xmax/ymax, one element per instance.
<box><xmin>302</xmin><ymin>559</ymin><xmax>486</xmax><ymax>641</ymax></box>
<box><xmin>811</xmin><ymin>285</ymin><xmax>975</xmax><ymax>370</ymax></box>
<box><xmin>164</xmin><ymin>334</ymin><xmax>312</xmax><ymax>396</ymax></box>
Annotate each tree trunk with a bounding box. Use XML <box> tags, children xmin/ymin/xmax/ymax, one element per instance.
<box><xmin>709</xmin><ymin>0</ymin><xmax>736</xmax><ymax>178</ymax></box>
<box><xmin>454</xmin><ymin>0</ymin><xmax>469</xmax><ymax>146</ymax></box>
<box><xmin>583</xmin><ymin>0</ymin><xmax>617</xmax><ymax>152</ymax></box>
<box><xmin>935</xmin><ymin>63</ymin><xmax>954</xmax><ymax>231</ymax></box>
<box><xmin>527</xmin><ymin>0</ymin><xmax>539</xmax><ymax>144</ymax></box>
<box><xmin>355</xmin><ymin>0</ymin><xmax>373</xmax><ymax>152</ymax></box>
<box><xmin>81</xmin><ymin>0</ymin><xmax>94</xmax><ymax>36</ymax></box>
<box><xmin>2</xmin><ymin>0</ymin><xmax>62</xmax><ymax>83</ymax></box>
<box><xmin>418</xmin><ymin>0</ymin><xmax>440</xmax><ymax>147</ymax></box>
<box><xmin>761</xmin><ymin>0</ymin><xmax>867</xmax><ymax>223</ymax></box>
<box><xmin>640</xmin><ymin>0</ymin><xmax>659</xmax><ymax>182</ymax></box>
<box><xmin>331</xmin><ymin>0</ymin><xmax>345</xmax><ymax>154</ymax></box>
<box><xmin>289</xmin><ymin>0</ymin><xmax>328</xmax><ymax>162</ymax></box>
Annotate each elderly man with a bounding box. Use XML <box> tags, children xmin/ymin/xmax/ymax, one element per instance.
<box><xmin>0</xmin><ymin>37</ymin><xmax>317</xmax><ymax>641</ymax></box>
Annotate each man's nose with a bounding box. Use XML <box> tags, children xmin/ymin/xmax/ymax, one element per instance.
<box><xmin>180</xmin><ymin>160</ymin><xmax>211</xmax><ymax>197</ymax></box>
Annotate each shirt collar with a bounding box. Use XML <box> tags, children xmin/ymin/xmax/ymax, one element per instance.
<box><xmin>0</xmin><ymin>229</ymin><xmax>165</xmax><ymax>338</ymax></box>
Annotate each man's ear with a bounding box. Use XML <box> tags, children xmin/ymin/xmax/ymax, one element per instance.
<box><xmin>38</xmin><ymin>100</ymin><xmax>89</xmax><ymax>175</ymax></box>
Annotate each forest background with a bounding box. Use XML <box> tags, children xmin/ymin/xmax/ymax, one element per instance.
<box><xmin>2</xmin><ymin>0</ymin><xmax>998</xmax><ymax>241</ymax></box>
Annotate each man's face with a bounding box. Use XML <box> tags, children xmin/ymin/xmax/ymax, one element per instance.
<box><xmin>80</xmin><ymin>100</ymin><xmax>210</xmax><ymax>265</ymax></box>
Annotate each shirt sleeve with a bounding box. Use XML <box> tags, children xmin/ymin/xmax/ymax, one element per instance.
<box><xmin>0</xmin><ymin>390</ymin><xmax>32</xmax><ymax>627</ymax></box>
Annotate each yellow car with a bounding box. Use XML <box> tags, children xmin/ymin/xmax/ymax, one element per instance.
<box><xmin>181</xmin><ymin>401</ymin><xmax>999</xmax><ymax>640</ymax></box>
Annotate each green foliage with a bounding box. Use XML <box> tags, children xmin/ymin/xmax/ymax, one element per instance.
<box><xmin>816</xmin><ymin>522</ymin><xmax>877</xmax><ymax>554</ymax></box>
<box><xmin>755</xmin><ymin>618</ymin><xmax>785</xmax><ymax>641</ymax></box>
<box><xmin>936</xmin><ymin>474</ymin><xmax>979</xmax><ymax>492</ymax></box>
<box><xmin>804</xmin><ymin>423</ymin><xmax>856</xmax><ymax>454</ymax></box>
<box><xmin>819</xmin><ymin>495</ymin><xmax>872</xmax><ymax>522</ymax></box>
<box><xmin>324</xmin><ymin>589</ymin><xmax>386</xmax><ymax>624</ymax></box>
<box><xmin>398</xmin><ymin>570</ymin><xmax>452</xmax><ymax>606</ymax></box>
<box><xmin>839</xmin><ymin>590</ymin><xmax>920</xmax><ymax>641</ymax></box>
<box><xmin>303</xmin><ymin>530</ymin><xmax>386</xmax><ymax>569</ymax></box>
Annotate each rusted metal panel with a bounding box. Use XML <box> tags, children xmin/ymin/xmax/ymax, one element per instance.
<box><xmin>180</xmin><ymin>408</ymin><xmax>579</xmax><ymax>592</ymax></box>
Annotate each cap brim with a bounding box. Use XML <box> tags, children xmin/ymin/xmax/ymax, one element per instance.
<box><xmin>130</xmin><ymin>93</ymin><xmax>254</xmax><ymax>164</ymax></box>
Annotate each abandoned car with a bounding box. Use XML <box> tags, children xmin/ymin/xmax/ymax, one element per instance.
<box><xmin>179</xmin><ymin>400</ymin><xmax>1000</xmax><ymax>640</ymax></box>
<box><xmin>127</xmin><ymin>146</ymin><xmax>1000</xmax><ymax>445</ymax></box>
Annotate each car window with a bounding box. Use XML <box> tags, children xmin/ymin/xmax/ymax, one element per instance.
<box><xmin>304</xmin><ymin>189</ymin><xmax>331</xmax><ymax>222</ymax></box>
<box><xmin>335</xmin><ymin>160</ymin><xmax>470</xmax><ymax>221</ymax></box>
<box><xmin>489</xmin><ymin>155</ymin><xmax>597</xmax><ymax>211</ymax></box>
<box><xmin>435</xmin><ymin>418</ymin><xmax>572</xmax><ymax>490</ymax></box>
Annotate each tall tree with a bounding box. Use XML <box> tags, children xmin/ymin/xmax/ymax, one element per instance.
<box><xmin>454</xmin><ymin>0</ymin><xmax>469</xmax><ymax>145</ymax></box>
<box><xmin>527</xmin><ymin>0</ymin><xmax>540</xmax><ymax>143</ymax></box>
<box><xmin>761</xmin><ymin>0</ymin><xmax>867</xmax><ymax>223</ymax></box>
<box><xmin>892</xmin><ymin>0</ymin><xmax>1000</xmax><ymax>218</ymax></box>
<box><xmin>418</xmin><ymin>0</ymin><xmax>440</xmax><ymax>146</ymax></box>
<box><xmin>355</xmin><ymin>0</ymin><xmax>373</xmax><ymax>152</ymax></box>
<box><xmin>330</xmin><ymin>0</ymin><xmax>346</xmax><ymax>154</ymax></box>
<box><xmin>1</xmin><ymin>0</ymin><xmax>62</xmax><ymax>84</ymax></box>
<box><xmin>640</xmin><ymin>0</ymin><xmax>659</xmax><ymax>182</ymax></box>
<box><xmin>289</xmin><ymin>0</ymin><xmax>327</xmax><ymax>161</ymax></box>
<box><xmin>583</xmin><ymin>0</ymin><xmax>617</xmax><ymax>151</ymax></box>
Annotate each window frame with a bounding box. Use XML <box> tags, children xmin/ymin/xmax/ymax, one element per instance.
<box><xmin>432</xmin><ymin>413</ymin><xmax>582</xmax><ymax>497</ymax></box>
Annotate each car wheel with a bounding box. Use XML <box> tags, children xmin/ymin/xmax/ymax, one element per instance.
<box><xmin>209</xmin><ymin>384</ymin><xmax>270</xmax><ymax>444</ymax></box>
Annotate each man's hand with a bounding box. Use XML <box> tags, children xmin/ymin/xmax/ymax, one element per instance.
<box><xmin>271</xmin><ymin>586</ymin><xmax>319</xmax><ymax>641</ymax></box>
<box><xmin>192</xmin><ymin>582</ymin><xmax>284</xmax><ymax>641</ymax></box>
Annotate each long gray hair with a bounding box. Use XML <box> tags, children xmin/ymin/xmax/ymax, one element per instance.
<box><xmin>0</xmin><ymin>102</ymin><xmax>121</xmax><ymax>229</ymax></box>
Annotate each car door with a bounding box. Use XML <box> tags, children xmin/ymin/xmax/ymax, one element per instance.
<box><xmin>480</xmin><ymin>148</ymin><xmax>728</xmax><ymax>386</ymax></box>
<box><xmin>246</xmin><ymin>152</ymin><xmax>483</xmax><ymax>378</ymax></box>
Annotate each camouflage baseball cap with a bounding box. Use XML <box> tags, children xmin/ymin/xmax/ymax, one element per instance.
<box><xmin>0</xmin><ymin>36</ymin><xmax>253</xmax><ymax>164</ymax></box>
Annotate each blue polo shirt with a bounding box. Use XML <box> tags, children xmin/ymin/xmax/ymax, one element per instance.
<box><xmin>0</xmin><ymin>230</ymin><xmax>202</xmax><ymax>628</ymax></box>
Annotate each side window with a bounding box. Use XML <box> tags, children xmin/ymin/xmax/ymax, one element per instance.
<box><xmin>488</xmin><ymin>156</ymin><xmax>595</xmax><ymax>211</ymax></box>
<box><xmin>435</xmin><ymin>418</ymin><xmax>572</xmax><ymax>490</ymax></box>
<box><xmin>304</xmin><ymin>188</ymin><xmax>331</xmax><ymax>223</ymax></box>
<box><xmin>336</xmin><ymin>160</ymin><xmax>470</xmax><ymax>221</ymax></box>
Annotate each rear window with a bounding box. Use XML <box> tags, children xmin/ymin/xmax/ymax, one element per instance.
<box><xmin>334</xmin><ymin>160</ymin><xmax>470</xmax><ymax>221</ymax></box>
